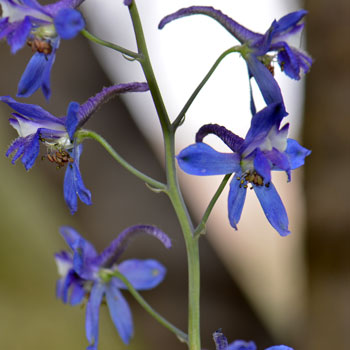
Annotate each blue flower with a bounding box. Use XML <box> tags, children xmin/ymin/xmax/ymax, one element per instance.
<box><xmin>0</xmin><ymin>0</ymin><xmax>85</xmax><ymax>99</ymax></box>
<box><xmin>55</xmin><ymin>225</ymin><xmax>171</xmax><ymax>350</ymax></box>
<box><xmin>213</xmin><ymin>329</ymin><xmax>293</xmax><ymax>350</ymax></box>
<box><xmin>1</xmin><ymin>82</ymin><xmax>150</xmax><ymax>213</ymax></box>
<box><xmin>159</xmin><ymin>7</ymin><xmax>312</xmax><ymax>112</ymax></box>
<box><xmin>177</xmin><ymin>103</ymin><xmax>311</xmax><ymax>236</ymax></box>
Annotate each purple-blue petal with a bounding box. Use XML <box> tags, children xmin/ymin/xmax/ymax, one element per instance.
<box><xmin>86</xmin><ymin>283</ymin><xmax>105</xmax><ymax>350</ymax></box>
<box><xmin>59</xmin><ymin>226</ymin><xmax>98</xmax><ymax>258</ymax></box>
<box><xmin>17</xmin><ymin>52</ymin><xmax>51</xmax><ymax>98</ymax></box>
<box><xmin>177</xmin><ymin>143</ymin><xmax>241</xmax><ymax>176</ymax></box>
<box><xmin>54</xmin><ymin>8</ymin><xmax>85</xmax><ymax>40</ymax></box>
<box><xmin>20</xmin><ymin>129</ymin><xmax>40</xmax><ymax>170</ymax></box>
<box><xmin>63</xmin><ymin>144</ymin><xmax>92</xmax><ymax>214</ymax></box>
<box><xmin>7</xmin><ymin>17</ymin><xmax>32</xmax><ymax>54</ymax></box>
<box><xmin>96</xmin><ymin>225</ymin><xmax>171</xmax><ymax>268</ymax></box>
<box><xmin>253</xmin><ymin>182</ymin><xmax>290</xmax><ymax>236</ymax></box>
<box><xmin>245</xmin><ymin>55</ymin><xmax>283</xmax><ymax>107</ymax></box>
<box><xmin>265</xmin><ymin>346</ymin><xmax>293</xmax><ymax>350</ymax></box>
<box><xmin>228</xmin><ymin>176</ymin><xmax>247</xmax><ymax>230</ymax></box>
<box><xmin>105</xmin><ymin>284</ymin><xmax>133</xmax><ymax>344</ymax></box>
<box><xmin>124</xmin><ymin>0</ymin><xmax>132</xmax><ymax>5</ymax></box>
<box><xmin>116</xmin><ymin>259</ymin><xmax>166</xmax><ymax>290</ymax></box>
<box><xmin>272</xmin><ymin>10</ymin><xmax>307</xmax><ymax>36</ymax></box>
<box><xmin>65</xmin><ymin>101</ymin><xmax>80</xmax><ymax>139</ymax></box>
<box><xmin>40</xmin><ymin>41</ymin><xmax>58</xmax><ymax>100</ymax></box>
<box><xmin>285</xmin><ymin>138</ymin><xmax>311</xmax><ymax>169</ymax></box>
<box><xmin>227</xmin><ymin>340</ymin><xmax>257</xmax><ymax>350</ymax></box>
<box><xmin>241</xmin><ymin>103</ymin><xmax>287</xmax><ymax>156</ymax></box>
<box><xmin>265</xmin><ymin>148</ymin><xmax>291</xmax><ymax>181</ymax></box>
<box><xmin>254</xmin><ymin>149</ymin><xmax>271</xmax><ymax>183</ymax></box>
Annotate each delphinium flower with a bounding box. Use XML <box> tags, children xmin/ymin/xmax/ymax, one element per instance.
<box><xmin>0</xmin><ymin>0</ymin><xmax>86</xmax><ymax>99</ymax></box>
<box><xmin>213</xmin><ymin>329</ymin><xmax>293</xmax><ymax>350</ymax></box>
<box><xmin>55</xmin><ymin>224</ymin><xmax>171</xmax><ymax>350</ymax></box>
<box><xmin>159</xmin><ymin>6</ymin><xmax>312</xmax><ymax>112</ymax></box>
<box><xmin>1</xmin><ymin>82</ymin><xmax>149</xmax><ymax>213</ymax></box>
<box><xmin>177</xmin><ymin>102</ymin><xmax>311</xmax><ymax>236</ymax></box>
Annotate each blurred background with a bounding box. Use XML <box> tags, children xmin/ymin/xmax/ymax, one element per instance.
<box><xmin>0</xmin><ymin>1</ymin><xmax>349</xmax><ymax>350</ymax></box>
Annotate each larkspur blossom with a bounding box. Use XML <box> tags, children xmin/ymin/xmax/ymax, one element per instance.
<box><xmin>213</xmin><ymin>329</ymin><xmax>293</xmax><ymax>350</ymax></box>
<box><xmin>0</xmin><ymin>0</ymin><xmax>85</xmax><ymax>99</ymax></box>
<box><xmin>1</xmin><ymin>82</ymin><xmax>149</xmax><ymax>213</ymax></box>
<box><xmin>55</xmin><ymin>225</ymin><xmax>171</xmax><ymax>350</ymax></box>
<box><xmin>159</xmin><ymin>6</ymin><xmax>312</xmax><ymax>113</ymax></box>
<box><xmin>177</xmin><ymin>103</ymin><xmax>311</xmax><ymax>235</ymax></box>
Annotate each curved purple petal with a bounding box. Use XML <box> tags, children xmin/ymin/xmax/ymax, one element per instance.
<box><xmin>253</xmin><ymin>182</ymin><xmax>290</xmax><ymax>236</ymax></box>
<box><xmin>265</xmin><ymin>346</ymin><xmax>293</xmax><ymax>350</ymax></box>
<box><xmin>59</xmin><ymin>226</ymin><xmax>97</xmax><ymax>258</ymax></box>
<box><xmin>54</xmin><ymin>8</ymin><xmax>85</xmax><ymax>40</ymax></box>
<box><xmin>159</xmin><ymin>6</ymin><xmax>260</xmax><ymax>44</ymax></box>
<box><xmin>285</xmin><ymin>139</ymin><xmax>311</xmax><ymax>169</ymax></box>
<box><xmin>227</xmin><ymin>340</ymin><xmax>257</xmax><ymax>350</ymax></box>
<box><xmin>43</xmin><ymin>0</ymin><xmax>85</xmax><ymax>17</ymax></box>
<box><xmin>6</xmin><ymin>136</ymin><xmax>26</xmax><ymax>164</ymax></box>
<box><xmin>245</xmin><ymin>55</ymin><xmax>283</xmax><ymax>107</ymax></box>
<box><xmin>116</xmin><ymin>259</ymin><xmax>166</xmax><ymax>290</ymax></box>
<box><xmin>86</xmin><ymin>283</ymin><xmax>105</xmax><ymax>350</ymax></box>
<box><xmin>228</xmin><ymin>176</ymin><xmax>247</xmax><ymax>230</ymax></box>
<box><xmin>97</xmin><ymin>225</ymin><xmax>171</xmax><ymax>268</ymax></box>
<box><xmin>177</xmin><ymin>143</ymin><xmax>241</xmax><ymax>176</ymax></box>
<box><xmin>0</xmin><ymin>95</ymin><xmax>61</xmax><ymax>123</ymax></box>
<box><xmin>105</xmin><ymin>284</ymin><xmax>133</xmax><ymax>344</ymax></box>
<box><xmin>213</xmin><ymin>329</ymin><xmax>229</xmax><ymax>350</ymax></box>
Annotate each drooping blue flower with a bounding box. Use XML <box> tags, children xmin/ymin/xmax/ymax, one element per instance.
<box><xmin>0</xmin><ymin>0</ymin><xmax>85</xmax><ymax>99</ymax></box>
<box><xmin>55</xmin><ymin>225</ymin><xmax>171</xmax><ymax>350</ymax></box>
<box><xmin>213</xmin><ymin>329</ymin><xmax>294</xmax><ymax>350</ymax></box>
<box><xmin>159</xmin><ymin>6</ymin><xmax>312</xmax><ymax>113</ymax></box>
<box><xmin>1</xmin><ymin>82</ymin><xmax>150</xmax><ymax>213</ymax></box>
<box><xmin>177</xmin><ymin>103</ymin><xmax>311</xmax><ymax>236</ymax></box>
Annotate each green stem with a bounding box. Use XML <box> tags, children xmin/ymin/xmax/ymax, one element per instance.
<box><xmin>81</xmin><ymin>29</ymin><xmax>141</xmax><ymax>60</ymax></box>
<box><xmin>194</xmin><ymin>174</ymin><xmax>232</xmax><ymax>238</ymax></box>
<box><xmin>76</xmin><ymin>129</ymin><xmax>166</xmax><ymax>191</ymax></box>
<box><xmin>111</xmin><ymin>270</ymin><xmax>188</xmax><ymax>344</ymax></box>
<box><xmin>128</xmin><ymin>2</ymin><xmax>201</xmax><ymax>349</ymax></box>
<box><xmin>173</xmin><ymin>46</ymin><xmax>242</xmax><ymax>129</ymax></box>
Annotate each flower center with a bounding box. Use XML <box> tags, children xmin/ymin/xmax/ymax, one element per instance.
<box><xmin>236</xmin><ymin>171</ymin><xmax>270</xmax><ymax>189</ymax></box>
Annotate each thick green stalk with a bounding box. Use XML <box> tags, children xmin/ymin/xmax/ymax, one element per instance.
<box><xmin>127</xmin><ymin>2</ymin><xmax>201</xmax><ymax>349</ymax></box>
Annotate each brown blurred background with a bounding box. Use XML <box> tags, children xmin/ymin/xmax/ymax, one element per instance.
<box><xmin>0</xmin><ymin>1</ymin><xmax>349</xmax><ymax>350</ymax></box>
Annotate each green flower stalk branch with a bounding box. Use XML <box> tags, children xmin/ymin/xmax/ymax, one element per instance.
<box><xmin>76</xmin><ymin>129</ymin><xmax>166</xmax><ymax>191</ymax></box>
<box><xmin>194</xmin><ymin>174</ymin><xmax>232</xmax><ymax>238</ymax></box>
<box><xmin>111</xmin><ymin>270</ymin><xmax>189</xmax><ymax>344</ymax></box>
<box><xmin>173</xmin><ymin>46</ymin><xmax>243</xmax><ymax>129</ymax></box>
<box><xmin>81</xmin><ymin>29</ymin><xmax>142</xmax><ymax>60</ymax></box>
